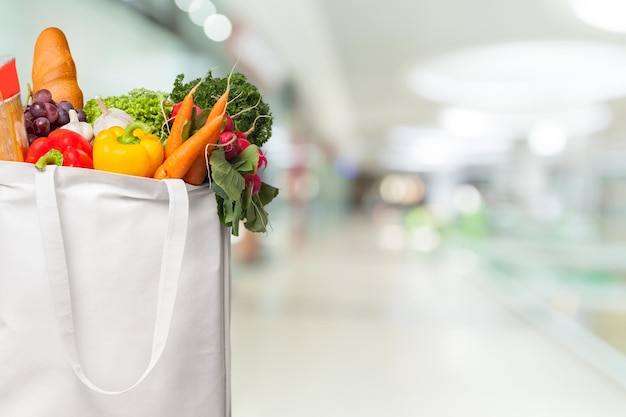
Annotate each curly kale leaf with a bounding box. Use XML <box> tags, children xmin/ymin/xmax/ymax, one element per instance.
<box><xmin>170</xmin><ymin>71</ymin><xmax>273</xmax><ymax>147</ymax></box>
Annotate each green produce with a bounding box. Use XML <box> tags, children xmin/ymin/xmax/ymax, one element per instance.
<box><xmin>83</xmin><ymin>88</ymin><xmax>172</xmax><ymax>141</ymax></box>
<box><xmin>170</xmin><ymin>71</ymin><xmax>273</xmax><ymax>147</ymax></box>
<box><xmin>209</xmin><ymin>146</ymin><xmax>279</xmax><ymax>236</ymax></box>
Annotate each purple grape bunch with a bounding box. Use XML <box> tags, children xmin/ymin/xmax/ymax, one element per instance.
<box><xmin>24</xmin><ymin>88</ymin><xmax>87</xmax><ymax>144</ymax></box>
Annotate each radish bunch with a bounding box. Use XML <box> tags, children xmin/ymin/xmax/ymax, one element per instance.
<box><xmin>218</xmin><ymin>114</ymin><xmax>267</xmax><ymax>194</ymax></box>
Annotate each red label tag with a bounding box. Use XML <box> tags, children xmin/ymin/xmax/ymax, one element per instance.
<box><xmin>0</xmin><ymin>56</ymin><xmax>20</xmax><ymax>100</ymax></box>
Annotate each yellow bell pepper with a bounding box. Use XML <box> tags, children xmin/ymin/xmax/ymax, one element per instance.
<box><xmin>93</xmin><ymin>122</ymin><xmax>164</xmax><ymax>177</ymax></box>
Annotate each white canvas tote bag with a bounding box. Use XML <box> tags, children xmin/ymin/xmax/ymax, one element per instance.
<box><xmin>0</xmin><ymin>160</ymin><xmax>231</xmax><ymax>416</ymax></box>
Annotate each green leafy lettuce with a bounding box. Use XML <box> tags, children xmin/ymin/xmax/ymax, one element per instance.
<box><xmin>83</xmin><ymin>88</ymin><xmax>173</xmax><ymax>141</ymax></box>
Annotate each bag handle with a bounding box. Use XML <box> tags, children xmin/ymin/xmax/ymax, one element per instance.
<box><xmin>35</xmin><ymin>166</ymin><xmax>189</xmax><ymax>395</ymax></box>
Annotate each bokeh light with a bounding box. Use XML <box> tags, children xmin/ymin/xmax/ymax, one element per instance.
<box><xmin>203</xmin><ymin>13</ymin><xmax>232</xmax><ymax>42</ymax></box>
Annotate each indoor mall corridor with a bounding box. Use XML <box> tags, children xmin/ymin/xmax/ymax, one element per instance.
<box><xmin>230</xmin><ymin>214</ymin><xmax>626</xmax><ymax>417</ymax></box>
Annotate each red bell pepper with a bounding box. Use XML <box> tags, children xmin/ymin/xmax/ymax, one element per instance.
<box><xmin>25</xmin><ymin>129</ymin><xmax>94</xmax><ymax>169</ymax></box>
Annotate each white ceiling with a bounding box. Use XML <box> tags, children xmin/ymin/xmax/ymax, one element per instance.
<box><xmin>205</xmin><ymin>0</ymin><xmax>626</xmax><ymax>170</ymax></box>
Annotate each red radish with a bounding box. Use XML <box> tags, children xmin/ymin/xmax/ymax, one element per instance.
<box><xmin>219</xmin><ymin>131</ymin><xmax>267</xmax><ymax>174</ymax></box>
<box><xmin>224</xmin><ymin>114</ymin><xmax>234</xmax><ymax>132</ymax></box>
<box><xmin>244</xmin><ymin>173</ymin><xmax>261</xmax><ymax>194</ymax></box>
<box><xmin>234</xmin><ymin>136</ymin><xmax>266</xmax><ymax>171</ymax></box>
<box><xmin>171</xmin><ymin>102</ymin><xmax>182</xmax><ymax>118</ymax></box>
<box><xmin>219</xmin><ymin>131</ymin><xmax>239</xmax><ymax>160</ymax></box>
<box><xmin>171</xmin><ymin>101</ymin><xmax>201</xmax><ymax>119</ymax></box>
<box><xmin>258</xmin><ymin>148</ymin><xmax>267</xmax><ymax>171</ymax></box>
<box><xmin>238</xmin><ymin>137</ymin><xmax>251</xmax><ymax>151</ymax></box>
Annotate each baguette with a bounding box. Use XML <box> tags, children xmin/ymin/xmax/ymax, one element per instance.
<box><xmin>31</xmin><ymin>27</ymin><xmax>83</xmax><ymax>109</ymax></box>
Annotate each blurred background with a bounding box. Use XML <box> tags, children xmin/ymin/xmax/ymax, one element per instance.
<box><xmin>6</xmin><ymin>0</ymin><xmax>626</xmax><ymax>415</ymax></box>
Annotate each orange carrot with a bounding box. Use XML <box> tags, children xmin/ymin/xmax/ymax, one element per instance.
<box><xmin>153</xmin><ymin>112</ymin><xmax>224</xmax><ymax>180</ymax></box>
<box><xmin>182</xmin><ymin>149</ymin><xmax>211</xmax><ymax>185</ymax></box>
<box><xmin>165</xmin><ymin>81</ymin><xmax>200</xmax><ymax>158</ymax></box>
<box><xmin>181</xmin><ymin>81</ymin><xmax>233</xmax><ymax>185</ymax></box>
<box><xmin>153</xmin><ymin>81</ymin><xmax>230</xmax><ymax>181</ymax></box>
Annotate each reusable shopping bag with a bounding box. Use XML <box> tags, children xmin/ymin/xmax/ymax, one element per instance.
<box><xmin>0</xmin><ymin>160</ymin><xmax>231</xmax><ymax>416</ymax></box>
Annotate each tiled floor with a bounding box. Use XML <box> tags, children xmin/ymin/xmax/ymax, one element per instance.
<box><xmin>230</xmin><ymin>215</ymin><xmax>626</xmax><ymax>416</ymax></box>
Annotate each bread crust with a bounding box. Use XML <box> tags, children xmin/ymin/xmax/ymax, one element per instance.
<box><xmin>32</xmin><ymin>27</ymin><xmax>83</xmax><ymax>109</ymax></box>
